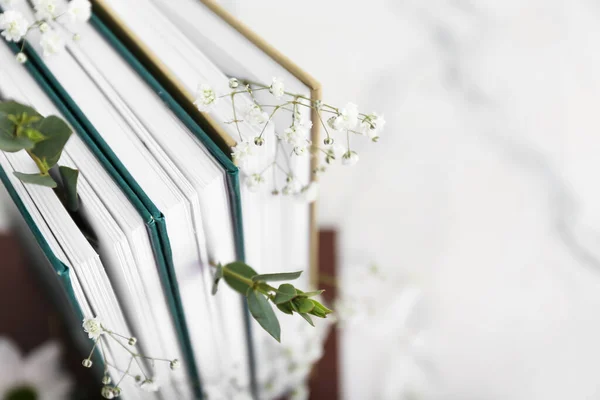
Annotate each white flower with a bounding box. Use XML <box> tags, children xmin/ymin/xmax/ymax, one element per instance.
<box><xmin>39</xmin><ymin>29</ymin><xmax>64</xmax><ymax>56</ymax></box>
<box><xmin>360</xmin><ymin>113</ymin><xmax>386</xmax><ymax>140</ymax></box>
<box><xmin>244</xmin><ymin>104</ymin><xmax>269</xmax><ymax>126</ymax></box>
<box><xmin>39</xmin><ymin>22</ymin><xmax>49</xmax><ymax>33</ymax></box>
<box><xmin>33</xmin><ymin>0</ymin><xmax>58</xmax><ymax>20</ymax></box>
<box><xmin>269</xmin><ymin>77</ymin><xmax>285</xmax><ymax>99</ymax></box>
<box><xmin>282</xmin><ymin>178</ymin><xmax>302</xmax><ymax>195</ymax></box>
<box><xmin>194</xmin><ymin>83</ymin><xmax>218</xmax><ymax>112</ymax></box>
<box><xmin>231</xmin><ymin>140</ymin><xmax>255</xmax><ymax>170</ymax></box>
<box><xmin>101</xmin><ymin>386</ymin><xmax>115</xmax><ymax>399</ymax></box>
<box><xmin>279</xmin><ymin>124</ymin><xmax>311</xmax><ymax>156</ymax></box>
<box><xmin>332</xmin><ymin>102</ymin><xmax>359</xmax><ymax>131</ymax></box>
<box><xmin>169</xmin><ymin>359</ymin><xmax>180</xmax><ymax>370</ymax></box>
<box><xmin>0</xmin><ymin>10</ymin><xmax>29</xmax><ymax>42</ymax></box>
<box><xmin>65</xmin><ymin>0</ymin><xmax>91</xmax><ymax>23</ymax></box>
<box><xmin>15</xmin><ymin>52</ymin><xmax>26</xmax><ymax>63</ymax></box>
<box><xmin>139</xmin><ymin>379</ymin><xmax>159</xmax><ymax>392</ymax></box>
<box><xmin>82</xmin><ymin>316</ymin><xmax>104</xmax><ymax>340</ymax></box>
<box><xmin>342</xmin><ymin>150</ymin><xmax>359</xmax><ymax>166</ymax></box>
<box><xmin>290</xmin><ymin>384</ymin><xmax>310</xmax><ymax>400</ymax></box>
<box><xmin>324</xmin><ymin>143</ymin><xmax>345</xmax><ymax>164</ymax></box>
<box><xmin>0</xmin><ymin>339</ymin><xmax>73</xmax><ymax>400</ymax></box>
<box><xmin>244</xmin><ymin>173</ymin><xmax>265</xmax><ymax>192</ymax></box>
<box><xmin>296</xmin><ymin>182</ymin><xmax>319</xmax><ymax>203</ymax></box>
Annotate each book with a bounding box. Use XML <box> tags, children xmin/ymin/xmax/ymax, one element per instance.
<box><xmin>90</xmin><ymin>1</ymin><xmax>322</xmax><ymax>396</ymax></box>
<box><xmin>0</xmin><ymin>9</ymin><xmax>254</xmax><ymax>398</ymax></box>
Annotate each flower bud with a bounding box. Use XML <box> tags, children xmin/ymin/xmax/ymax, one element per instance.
<box><xmin>102</xmin><ymin>375</ymin><xmax>111</xmax><ymax>385</ymax></box>
<box><xmin>113</xmin><ymin>387</ymin><xmax>122</xmax><ymax>397</ymax></box>
<box><xmin>254</xmin><ymin>136</ymin><xmax>264</xmax><ymax>146</ymax></box>
<box><xmin>128</xmin><ymin>337</ymin><xmax>137</xmax><ymax>346</ymax></box>
<box><xmin>101</xmin><ymin>386</ymin><xmax>115</xmax><ymax>399</ymax></box>
<box><xmin>229</xmin><ymin>78</ymin><xmax>239</xmax><ymax>89</ymax></box>
<box><xmin>323</xmin><ymin>137</ymin><xmax>334</xmax><ymax>145</ymax></box>
<box><xmin>135</xmin><ymin>375</ymin><xmax>142</xmax><ymax>382</ymax></box>
<box><xmin>15</xmin><ymin>53</ymin><xmax>27</xmax><ymax>64</ymax></box>
<box><xmin>39</xmin><ymin>22</ymin><xmax>49</xmax><ymax>33</ymax></box>
<box><xmin>170</xmin><ymin>359</ymin><xmax>180</xmax><ymax>370</ymax></box>
<box><xmin>271</xmin><ymin>189</ymin><xmax>279</xmax><ymax>196</ymax></box>
<box><xmin>82</xmin><ymin>359</ymin><xmax>93</xmax><ymax>368</ymax></box>
<box><xmin>314</xmin><ymin>100</ymin><xmax>323</xmax><ymax>110</ymax></box>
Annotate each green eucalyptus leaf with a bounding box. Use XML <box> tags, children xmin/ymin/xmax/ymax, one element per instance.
<box><xmin>23</xmin><ymin>128</ymin><xmax>46</xmax><ymax>144</ymax></box>
<box><xmin>247</xmin><ymin>288</ymin><xmax>281</xmax><ymax>342</ymax></box>
<box><xmin>251</xmin><ymin>270</ymin><xmax>303</xmax><ymax>282</ymax></box>
<box><xmin>297</xmin><ymin>289</ymin><xmax>325</xmax><ymax>298</ymax></box>
<box><xmin>299</xmin><ymin>312</ymin><xmax>315</xmax><ymax>327</ymax></box>
<box><xmin>273</xmin><ymin>283</ymin><xmax>297</xmax><ymax>304</ymax></box>
<box><xmin>309</xmin><ymin>300</ymin><xmax>334</xmax><ymax>318</ymax></box>
<box><xmin>58</xmin><ymin>166</ymin><xmax>79</xmax><ymax>212</ymax></box>
<box><xmin>211</xmin><ymin>263</ymin><xmax>224</xmax><ymax>295</ymax></box>
<box><xmin>30</xmin><ymin>115</ymin><xmax>72</xmax><ymax>169</ymax></box>
<box><xmin>13</xmin><ymin>172</ymin><xmax>57</xmax><ymax>188</ymax></box>
<box><xmin>0</xmin><ymin>101</ymin><xmax>41</xmax><ymax>119</ymax></box>
<box><xmin>276</xmin><ymin>301</ymin><xmax>294</xmax><ymax>315</ymax></box>
<box><xmin>223</xmin><ymin>262</ymin><xmax>258</xmax><ymax>295</ymax></box>
<box><xmin>293</xmin><ymin>297</ymin><xmax>315</xmax><ymax>314</ymax></box>
<box><xmin>0</xmin><ymin>133</ymin><xmax>34</xmax><ymax>152</ymax></box>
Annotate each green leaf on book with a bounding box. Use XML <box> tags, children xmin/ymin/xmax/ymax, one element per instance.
<box><xmin>58</xmin><ymin>166</ymin><xmax>79</xmax><ymax>212</ymax></box>
<box><xmin>251</xmin><ymin>270</ymin><xmax>303</xmax><ymax>282</ymax></box>
<box><xmin>246</xmin><ymin>288</ymin><xmax>281</xmax><ymax>342</ymax></box>
<box><xmin>13</xmin><ymin>172</ymin><xmax>57</xmax><ymax>188</ymax></box>
<box><xmin>0</xmin><ymin>132</ymin><xmax>34</xmax><ymax>153</ymax></box>
<box><xmin>223</xmin><ymin>261</ymin><xmax>257</xmax><ymax>295</ymax></box>
<box><xmin>273</xmin><ymin>283</ymin><xmax>297</xmax><ymax>304</ymax></box>
<box><xmin>30</xmin><ymin>115</ymin><xmax>72</xmax><ymax>169</ymax></box>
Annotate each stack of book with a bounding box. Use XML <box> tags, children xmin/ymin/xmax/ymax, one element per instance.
<box><xmin>0</xmin><ymin>1</ymin><xmax>321</xmax><ymax>399</ymax></box>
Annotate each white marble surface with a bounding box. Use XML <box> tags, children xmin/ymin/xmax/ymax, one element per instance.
<box><xmin>223</xmin><ymin>0</ymin><xmax>600</xmax><ymax>399</ymax></box>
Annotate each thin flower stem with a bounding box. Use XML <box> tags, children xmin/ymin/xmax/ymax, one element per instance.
<box><xmin>115</xmin><ymin>356</ymin><xmax>135</xmax><ymax>387</ymax></box>
<box><xmin>86</xmin><ymin>340</ymin><xmax>98</xmax><ymax>360</ymax></box>
<box><xmin>346</xmin><ymin>130</ymin><xmax>351</xmax><ymax>151</ymax></box>
<box><xmin>317</xmin><ymin>109</ymin><xmax>332</xmax><ymax>141</ymax></box>
<box><xmin>230</xmin><ymin>93</ymin><xmax>244</xmax><ymax>141</ymax></box>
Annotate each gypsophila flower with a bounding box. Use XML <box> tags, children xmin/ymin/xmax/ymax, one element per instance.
<box><xmin>128</xmin><ymin>337</ymin><xmax>137</xmax><ymax>346</ymax></box>
<box><xmin>15</xmin><ymin>52</ymin><xmax>26</xmax><ymax>63</ymax></box>
<box><xmin>194</xmin><ymin>83</ymin><xmax>218</xmax><ymax>112</ymax></box>
<box><xmin>324</xmin><ymin>143</ymin><xmax>345</xmax><ymax>164</ymax></box>
<box><xmin>244</xmin><ymin>173</ymin><xmax>265</xmax><ymax>192</ymax></box>
<box><xmin>72</xmin><ymin>32</ymin><xmax>81</xmax><ymax>41</ymax></box>
<box><xmin>282</xmin><ymin>178</ymin><xmax>302</xmax><ymax>195</ymax></box>
<box><xmin>231</xmin><ymin>140</ymin><xmax>255</xmax><ymax>170</ymax></box>
<box><xmin>102</xmin><ymin>375</ymin><xmax>112</xmax><ymax>385</ymax></box>
<box><xmin>170</xmin><ymin>359</ymin><xmax>180</xmax><ymax>370</ymax></box>
<box><xmin>101</xmin><ymin>386</ymin><xmax>116</xmax><ymax>399</ymax></box>
<box><xmin>0</xmin><ymin>10</ymin><xmax>29</xmax><ymax>42</ymax></box>
<box><xmin>39</xmin><ymin>21</ymin><xmax>49</xmax><ymax>33</ymax></box>
<box><xmin>342</xmin><ymin>150</ymin><xmax>359</xmax><ymax>166</ymax></box>
<box><xmin>293</xmin><ymin>143</ymin><xmax>309</xmax><ymax>156</ymax></box>
<box><xmin>296</xmin><ymin>182</ymin><xmax>319</xmax><ymax>203</ymax></box>
<box><xmin>360</xmin><ymin>113</ymin><xmax>386</xmax><ymax>140</ymax></box>
<box><xmin>82</xmin><ymin>316</ymin><xmax>104</xmax><ymax>340</ymax></box>
<box><xmin>269</xmin><ymin>77</ymin><xmax>285</xmax><ymax>98</ymax></box>
<box><xmin>33</xmin><ymin>0</ymin><xmax>58</xmax><ymax>20</ymax></box>
<box><xmin>229</xmin><ymin>77</ymin><xmax>239</xmax><ymax>89</ymax></box>
<box><xmin>65</xmin><ymin>0</ymin><xmax>91</xmax><ymax>23</ymax></box>
<box><xmin>39</xmin><ymin>29</ymin><xmax>64</xmax><ymax>56</ymax></box>
<box><xmin>333</xmin><ymin>102</ymin><xmax>359</xmax><ymax>131</ymax></box>
<box><xmin>244</xmin><ymin>103</ymin><xmax>269</xmax><ymax>126</ymax></box>
<box><xmin>139</xmin><ymin>379</ymin><xmax>159</xmax><ymax>392</ymax></box>
<box><xmin>82</xmin><ymin>358</ymin><xmax>93</xmax><ymax>368</ymax></box>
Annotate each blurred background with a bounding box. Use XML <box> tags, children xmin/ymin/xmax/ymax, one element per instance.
<box><xmin>221</xmin><ymin>0</ymin><xmax>600</xmax><ymax>399</ymax></box>
<box><xmin>3</xmin><ymin>0</ymin><xmax>600</xmax><ymax>399</ymax></box>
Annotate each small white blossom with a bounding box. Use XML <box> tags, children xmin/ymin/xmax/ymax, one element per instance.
<box><xmin>81</xmin><ymin>358</ymin><xmax>93</xmax><ymax>368</ymax></box>
<box><xmin>15</xmin><ymin>52</ymin><xmax>26</xmax><ymax>63</ymax></box>
<box><xmin>39</xmin><ymin>22</ymin><xmax>49</xmax><ymax>33</ymax></box>
<box><xmin>282</xmin><ymin>178</ymin><xmax>302</xmax><ymax>195</ymax></box>
<box><xmin>82</xmin><ymin>316</ymin><xmax>104</xmax><ymax>340</ymax></box>
<box><xmin>139</xmin><ymin>379</ymin><xmax>159</xmax><ymax>392</ymax></box>
<box><xmin>39</xmin><ymin>29</ymin><xmax>64</xmax><ymax>56</ymax></box>
<box><xmin>360</xmin><ymin>113</ymin><xmax>386</xmax><ymax>140</ymax></box>
<box><xmin>332</xmin><ymin>102</ymin><xmax>359</xmax><ymax>131</ymax></box>
<box><xmin>101</xmin><ymin>386</ymin><xmax>115</xmax><ymax>399</ymax></box>
<box><xmin>244</xmin><ymin>173</ymin><xmax>265</xmax><ymax>192</ymax></box>
<box><xmin>0</xmin><ymin>10</ymin><xmax>29</xmax><ymax>42</ymax></box>
<box><xmin>296</xmin><ymin>182</ymin><xmax>319</xmax><ymax>203</ymax></box>
<box><xmin>72</xmin><ymin>32</ymin><xmax>81</xmax><ymax>41</ymax></box>
<box><xmin>33</xmin><ymin>0</ymin><xmax>58</xmax><ymax>20</ymax></box>
<box><xmin>269</xmin><ymin>77</ymin><xmax>285</xmax><ymax>99</ymax></box>
<box><xmin>244</xmin><ymin>103</ymin><xmax>269</xmax><ymax>126</ymax></box>
<box><xmin>342</xmin><ymin>150</ymin><xmax>359</xmax><ymax>166</ymax></box>
<box><xmin>324</xmin><ymin>143</ymin><xmax>345</xmax><ymax>164</ymax></box>
<box><xmin>170</xmin><ymin>359</ymin><xmax>180</xmax><ymax>370</ymax></box>
<box><xmin>65</xmin><ymin>0</ymin><xmax>91</xmax><ymax>23</ymax></box>
<box><xmin>194</xmin><ymin>83</ymin><xmax>218</xmax><ymax>112</ymax></box>
<box><xmin>231</xmin><ymin>140</ymin><xmax>255</xmax><ymax>170</ymax></box>
<box><xmin>128</xmin><ymin>337</ymin><xmax>137</xmax><ymax>346</ymax></box>
<box><xmin>229</xmin><ymin>77</ymin><xmax>239</xmax><ymax>89</ymax></box>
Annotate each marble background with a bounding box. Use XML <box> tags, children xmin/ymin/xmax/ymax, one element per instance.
<box><xmin>223</xmin><ymin>0</ymin><xmax>600</xmax><ymax>399</ymax></box>
<box><xmin>2</xmin><ymin>0</ymin><xmax>600</xmax><ymax>398</ymax></box>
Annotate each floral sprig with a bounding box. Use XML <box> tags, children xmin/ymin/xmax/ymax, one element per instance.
<box><xmin>195</xmin><ymin>77</ymin><xmax>385</xmax><ymax>202</ymax></box>
<box><xmin>212</xmin><ymin>262</ymin><xmax>333</xmax><ymax>342</ymax></box>
<box><xmin>0</xmin><ymin>0</ymin><xmax>91</xmax><ymax>62</ymax></box>
<box><xmin>81</xmin><ymin>317</ymin><xmax>180</xmax><ymax>399</ymax></box>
